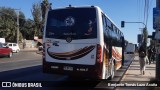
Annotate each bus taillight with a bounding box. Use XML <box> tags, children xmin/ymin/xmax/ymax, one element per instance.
<box><xmin>96</xmin><ymin>44</ymin><xmax>102</xmax><ymax>63</ymax></box>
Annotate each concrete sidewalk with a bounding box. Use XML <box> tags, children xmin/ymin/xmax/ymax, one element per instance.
<box><xmin>20</xmin><ymin>48</ymin><xmax>43</xmax><ymax>55</ymax></box>
<box><xmin>122</xmin><ymin>55</ymin><xmax>155</xmax><ymax>81</ymax></box>
<box><xmin>96</xmin><ymin>54</ymin><xmax>135</xmax><ymax>90</ymax></box>
<box><xmin>116</xmin><ymin>55</ymin><xmax>160</xmax><ymax>90</ymax></box>
<box><xmin>20</xmin><ymin>48</ymin><xmax>38</xmax><ymax>52</ymax></box>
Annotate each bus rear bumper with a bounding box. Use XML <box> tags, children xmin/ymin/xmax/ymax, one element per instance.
<box><xmin>43</xmin><ymin>61</ymin><xmax>102</xmax><ymax>79</ymax></box>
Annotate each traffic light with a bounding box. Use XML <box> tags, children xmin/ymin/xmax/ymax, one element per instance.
<box><xmin>148</xmin><ymin>35</ymin><xmax>152</xmax><ymax>39</ymax></box>
<box><xmin>152</xmin><ymin>32</ymin><xmax>155</xmax><ymax>40</ymax></box>
<box><xmin>137</xmin><ymin>34</ymin><xmax>142</xmax><ymax>43</ymax></box>
<box><xmin>148</xmin><ymin>32</ymin><xmax>156</xmax><ymax>40</ymax></box>
<box><xmin>121</xmin><ymin>21</ymin><xmax>125</xmax><ymax>28</ymax></box>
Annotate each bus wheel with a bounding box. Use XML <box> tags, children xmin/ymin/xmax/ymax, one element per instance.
<box><xmin>102</xmin><ymin>52</ymin><xmax>107</xmax><ymax>79</ymax></box>
<box><xmin>108</xmin><ymin>61</ymin><xmax>115</xmax><ymax>80</ymax></box>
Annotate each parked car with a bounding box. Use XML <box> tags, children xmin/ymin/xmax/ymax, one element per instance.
<box><xmin>7</xmin><ymin>43</ymin><xmax>20</xmax><ymax>53</ymax></box>
<box><xmin>0</xmin><ymin>43</ymin><xmax>12</xmax><ymax>58</ymax></box>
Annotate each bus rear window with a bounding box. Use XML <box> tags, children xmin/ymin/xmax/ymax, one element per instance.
<box><xmin>45</xmin><ymin>8</ymin><xmax>97</xmax><ymax>39</ymax></box>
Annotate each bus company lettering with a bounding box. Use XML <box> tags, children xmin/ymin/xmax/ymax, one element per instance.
<box><xmin>12</xmin><ymin>82</ymin><xmax>42</xmax><ymax>87</ymax></box>
<box><xmin>28</xmin><ymin>83</ymin><xmax>42</xmax><ymax>87</ymax></box>
<box><xmin>12</xmin><ymin>82</ymin><xmax>27</xmax><ymax>87</ymax></box>
<box><xmin>107</xmin><ymin>82</ymin><xmax>157</xmax><ymax>87</ymax></box>
<box><xmin>64</xmin><ymin>33</ymin><xmax>76</xmax><ymax>35</ymax></box>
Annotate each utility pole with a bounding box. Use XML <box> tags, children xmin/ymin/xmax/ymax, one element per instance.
<box><xmin>16</xmin><ymin>10</ymin><xmax>19</xmax><ymax>44</ymax></box>
<box><xmin>155</xmin><ymin>0</ymin><xmax>160</xmax><ymax>81</ymax></box>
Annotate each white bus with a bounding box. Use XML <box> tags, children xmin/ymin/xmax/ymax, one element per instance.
<box><xmin>43</xmin><ymin>6</ymin><xmax>125</xmax><ymax>80</ymax></box>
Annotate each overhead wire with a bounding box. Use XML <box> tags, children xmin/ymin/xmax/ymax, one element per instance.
<box><xmin>137</xmin><ymin>0</ymin><xmax>144</xmax><ymax>28</ymax></box>
<box><xmin>146</xmin><ymin>0</ymin><xmax>153</xmax><ymax>26</ymax></box>
<box><xmin>143</xmin><ymin>0</ymin><xmax>147</xmax><ymax>25</ymax></box>
<box><xmin>145</xmin><ymin>0</ymin><xmax>149</xmax><ymax>26</ymax></box>
<box><xmin>143</xmin><ymin>0</ymin><xmax>152</xmax><ymax>27</ymax></box>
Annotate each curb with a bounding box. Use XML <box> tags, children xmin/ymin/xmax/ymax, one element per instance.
<box><xmin>36</xmin><ymin>51</ymin><xmax>43</xmax><ymax>55</ymax></box>
<box><xmin>114</xmin><ymin>55</ymin><xmax>135</xmax><ymax>90</ymax></box>
<box><xmin>120</xmin><ymin>55</ymin><xmax>135</xmax><ymax>80</ymax></box>
<box><xmin>20</xmin><ymin>48</ymin><xmax>38</xmax><ymax>52</ymax></box>
<box><xmin>120</xmin><ymin>55</ymin><xmax>135</xmax><ymax>81</ymax></box>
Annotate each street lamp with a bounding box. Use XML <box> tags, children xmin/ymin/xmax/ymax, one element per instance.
<box><xmin>121</xmin><ymin>21</ymin><xmax>148</xmax><ymax>49</ymax></box>
<box><xmin>121</xmin><ymin>21</ymin><xmax>146</xmax><ymax>28</ymax></box>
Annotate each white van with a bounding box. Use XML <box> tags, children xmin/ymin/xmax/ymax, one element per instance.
<box><xmin>0</xmin><ymin>38</ymin><xmax>5</xmax><ymax>44</ymax></box>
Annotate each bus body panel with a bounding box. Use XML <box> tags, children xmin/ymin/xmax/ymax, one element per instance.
<box><xmin>45</xmin><ymin>38</ymin><xmax>97</xmax><ymax>65</ymax></box>
<box><xmin>43</xmin><ymin>60</ymin><xmax>103</xmax><ymax>79</ymax></box>
<box><xmin>112</xmin><ymin>46</ymin><xmax>122</xmax><ymax>70</ymax></box>
<box><xmin>43</xmin><ymin>6</ymin><xmax>124</xmax><ymax>79</ymax></box>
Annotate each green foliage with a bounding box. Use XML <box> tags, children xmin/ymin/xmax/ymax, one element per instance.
<box><xmin>20</xmin><ymin>19</ymin><xmax>35</xmax><ymax>39</ymax></box>
<box><xmin>150</xmin><ymin>39</ymin><xmax>155</xmax><ymax>46</ymax></box>
<box><xmin>0</xmin><ymin>1</ymin><xmax>51</xmax><ymax>42</ymax></box>
<box><xmin>31</xmin><ymin>2</ymin><xmax>42</xmax><ymax>37</ymax></box>
<box><xmin>142</xmin><ymin>27</ymin><xmax>148</xmax><ymax>49</ymax></box>
<box><xmin>41</xmin><ymin>0</ymin><xmax>49</xmax><ymax>19</ymax></box>
<box><xmin>0</xmin><ymin>7</ymin><xmax>17</xmax><ymax>42</ymax></box>
<box><xmin>0</xmin><ymin>7</ymin><xmax>35</xmax><ymax>42</ymax></box>
<box><xmin>143</xmin><ymin>28</ymin><xmax>148</xmax><ymax>41</ymax></box>
<box><xmin>19</xmin><ymin>11</ymin><xmax>26</xmax><ymax>27</ymax></box>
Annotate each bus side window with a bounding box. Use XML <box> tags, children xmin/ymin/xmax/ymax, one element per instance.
<box><xmin>102</xmin><ymin>14</ymin><xmax>107</xmax><ymax>31</ymax></box>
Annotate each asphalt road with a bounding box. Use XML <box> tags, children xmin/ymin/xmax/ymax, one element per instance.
<box><xmin>0</xmin><ymin>51</ymin><xmax>42</xmax><ymax>72</ymax></box>
<box><xmin>0</xmin><ymin>51</ymin><xmax>134</xmax><ymax>90</ymax></box>
<box><xmin>0</xmin><ymin>51</ymin><xmax>68</xmax><ymax>81</ymax></box>
<box><xmin>0</xmin><ymin>51</ymin><xmax>99</xmax><ymax>90</ymax></box>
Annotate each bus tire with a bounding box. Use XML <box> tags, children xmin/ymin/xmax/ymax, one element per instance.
<box><xmin>102</xmin><ymin>51</ymin><xmax>107</xmax><ymax>80</ymax></box>
<box><xmin>102</xmin><ymin>61</ymin><xmax>107</xmax><ymax>79</ymax></box>
<box><xmin>108</xmin><ymin>61</ymin><xmax>115</xmax><ymax>80</ymax></box>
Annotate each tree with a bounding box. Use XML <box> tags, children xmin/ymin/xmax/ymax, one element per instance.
<box><xmin>19</xmin><ymin>11</ymin><xmax>26</xmax><ymax>27</ymax></box>
<box><xmin>0</xmin><ymin>7</ymin><xmax>33</xmax><ymax>42</ymax></box>
<box><xmin>30</xmin><ymin>0</ymin><xmax>52</xmax><ymax>40</ymax></box>
<box><xmin>142</xmin><ymin>27</ymin><xmax>148</xmax><ymax>49</ymax></box>
<box><xmin>0</xmin><ymin>7</ymin><xmax>17</xmax><ymax>42</ymax></box>
<box><xmin>41</xmin><ymin>0</ymin><xmax>52</xmax><ymax>25</ymax></box>
<box><xmin>150</xmin><ymin>39</ymin><xmax>155</xmax><ymax>47</ymax></box>
<box><xmin>21</xmin><ymin>19</ymin><xmax>35</xmax><ymax>40</ymax></box>
<box><xmin>31</xmin><ymin>2</ymin><xmax>42</xmax><ymax>37</ymax></box>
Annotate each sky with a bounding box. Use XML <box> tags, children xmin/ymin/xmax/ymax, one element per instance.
<box><xmin>0</xmin><ymin>0</ymin><xmax>156</xmax><ymax>45</ymax></box>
